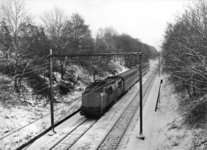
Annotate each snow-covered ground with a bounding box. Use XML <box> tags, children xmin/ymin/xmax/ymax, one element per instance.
<box><xmin>0</xmin><ymin>92</ymin><xmax>82</xmax><ymax>150</ymax></box>
<box><xmin>152</xmin><ymin>74</ymin><xmax>192</xmax><ymax>150</ymax></box>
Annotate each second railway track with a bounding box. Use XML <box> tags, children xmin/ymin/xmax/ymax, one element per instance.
<box><xmin>96</xmin><ymin>72</ymin><xmax>156</xmax><ymax>150</ymax></box>
<box><xmin>36</xmin><ymin>118</ymin><xmax>98</xmax><ymax>150</ymax></box>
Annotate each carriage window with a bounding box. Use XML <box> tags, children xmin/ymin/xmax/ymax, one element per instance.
<box><xmin>118</xmin><ymin>82</ymin><xmax>122</xmax><ymax>88</ymax></box>
<box><xmin>107</xmin><ymin>87</ymin><xmax>113</xmax><ymax>94</ymax></box>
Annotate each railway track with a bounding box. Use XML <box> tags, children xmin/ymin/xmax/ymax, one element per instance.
<box><xmin>97</xmin><ymin>73</ymin><xmax>156</xmax><ymax>150</ymax></box>
<box><xmin>36</xmin><ymin>118</ymin><xmax>98</xmax><ymax>150</ymax></box>
<box><xmin>27</xmin><ymin>72</ymin><xmax>156</xmax><ymax>150</ymax></box>
<box><xmin>51</xmin><ymin>119</ymin><xmax>98</xmax><ymax>150</ymax></box>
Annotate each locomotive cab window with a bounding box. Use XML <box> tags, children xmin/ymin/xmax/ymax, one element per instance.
<box><xmin>107</xmin><ymin>87</ymin><xmax>113</xmax><ymax>94</ymax></box>
<box><xmin>118</xmin><ymin>81</ymin><xmax>122</xmax><ymax>88</ymax></box>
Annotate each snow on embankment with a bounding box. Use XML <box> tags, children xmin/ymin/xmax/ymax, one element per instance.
<box><xmin>0</xmin><ymin>108</ymin><xmax>6</xmax><ymax>150</ymax></box>
<box><xmin>153</xmin><ymin>73</ymin><xmax>207</xmax><ymax>150</ymax></box>
<box><xmin>153</xmin><ymin>75</ymin><xmax>192</xmax><ymax>150</ymax></box>
<box><xmin>0</xmin><ymin>65</ymin><xmax>90</xmax><ymax>150</ymax></box>
<box><xmin>0</xmin><ymin>62</ymin><xmax>128</xmax><ymax>150</ymax></box>
<box><xmin>113</xmin><ymin>62</ymin><xmax>129</xmax><ymax>74</ymax></box>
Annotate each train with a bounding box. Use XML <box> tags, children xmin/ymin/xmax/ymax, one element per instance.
<box><xmin>80</xmin><ymin>63</ymin><xmax>150</xmax><ymax>117</ymax></box>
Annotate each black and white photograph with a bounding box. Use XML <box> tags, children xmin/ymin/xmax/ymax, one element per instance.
<box><xmin>0</xmin><ymin>0</ymin><xmax>206</xmax><ymax>149</ymax></box>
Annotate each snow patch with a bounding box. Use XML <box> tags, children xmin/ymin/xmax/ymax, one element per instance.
<box><xmin>152</xmin><ymin>75</ymin><xmax>193</xmax><ymax>150</ymax></box>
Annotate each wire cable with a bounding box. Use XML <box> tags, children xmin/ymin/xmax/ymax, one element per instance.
<box><xmin>55</xmin><ymin>100</ymin><xmax>81</xmax><ymax>123</ymax></box>
<box><xmin>17</xmin><ymin>66</ymin><xmax>50</xmax><ymax>76</ymax></box>
<box><xmin>35</xmin><ymin>86</ymin><xmax>50</xmax><ymax>93</ymax></box>
<box><xmin>3</xmin><ymin>63</ymin><xmax>50</xmax><ymax>76</ymax></box>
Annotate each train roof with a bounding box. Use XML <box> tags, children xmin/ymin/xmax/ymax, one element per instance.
<box><xmin>117</xmin><ymin>63</ymin><xmax>149</xmax><ymax>80</ymax></box>
<box><xmin>83</xmin><ymin>77</ymin><xmax>119</xmax><ymax>94</ymax></box>
<box><xmin>117</xmin><ymin>68</ymin><xmax>138</xmax><ymax>80</ymax></box>
<box><xmin>82</xmin><ymin>65</ymin><xmax>149</xmax><ymax>94</ymax></box>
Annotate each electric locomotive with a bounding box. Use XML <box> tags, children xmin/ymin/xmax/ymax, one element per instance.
<box><xmin>80</xmin><ymin>64</ymin><xmax>149</xmax><ymax>117</ymax></box>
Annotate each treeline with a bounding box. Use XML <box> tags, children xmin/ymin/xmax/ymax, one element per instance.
<box><xmin>0</xmin><ymin>0</ymin><xmax>158</xmax><ymax>97</ymax></box>
<box><xmin>162</xmin><ymin>1</ymin><xmax>207</xmax><ymax>97</ymax></box>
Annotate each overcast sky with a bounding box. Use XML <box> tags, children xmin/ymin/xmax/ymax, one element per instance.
<box><xmin>22</xmin><ymin>0</ymin><xmax>190</xmax><ymax>51</ymax></box>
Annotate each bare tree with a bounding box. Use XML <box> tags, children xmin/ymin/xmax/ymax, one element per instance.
<box><xmin>162</xmin><ymin>0</ymin><xmax>207</xmax><ymax>96</ymax></box>
<box><xmin>41</xmin><ymin>7</ymin><xmax>67</xmax><ymax>41</ymax></box>
<box><xmin>0</xmin><ymin>0</ymin><xmax>40</xmax><ymax>92</ymax></box>
<box><xmin>1</xmin><ymin>0</ymin><xmax>33</xmax><ymax>61</ymax></box>
<box><xmin>41</xmin><ymin>7</ymin><xmax>68</xmax><ymax>79</ymax></box>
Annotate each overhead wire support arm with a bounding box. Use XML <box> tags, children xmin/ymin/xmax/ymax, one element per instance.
<box><xmin>50</xmin><ymin>52</ymin><xmax>140</xmax><ymax>58</ymax></box>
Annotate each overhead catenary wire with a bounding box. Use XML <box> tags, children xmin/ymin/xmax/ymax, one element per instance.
<box><xmin>19</xmin><ymin>63</ymin><xmax>50</xmax><ymax>72</ymax></box>
<box><xmin>2</xmin><ymin>63</ymin><xmax>50</xmax><ymax>77</ymax></box>
<box><xmin>55</xmin><ymin>100</ymin><xmax>81</xmax><ymax>123</ymax></box>
<box><xmin>16</xmin><ymin>66</ymin><xmax>50</xmax><ymax>76</ymax></box>
<box><xmin>84</xmin><ymin>79</ymin><xmax>108</xmax><ymax>96</ymax></box>
<box><xmin>35</xmin><ymin>86</ymin><xmax>50</xmax><ymax>93</ymax></box>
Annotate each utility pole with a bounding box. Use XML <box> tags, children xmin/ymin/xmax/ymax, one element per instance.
<box><xmin>137</xmin><ymin>52</ymin><xmax>145</xmax><ymax>140</ymax></box>
<box><xmin>49</xmin><ymin>49</ymin><xmax>55</xmax><ymax>133</ymax></box>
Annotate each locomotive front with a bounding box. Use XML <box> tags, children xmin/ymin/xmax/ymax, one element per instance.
<box><xmin>80</xmin><ymin>82</ymin><xmax>105</xmax><ymax>117</ymax></box>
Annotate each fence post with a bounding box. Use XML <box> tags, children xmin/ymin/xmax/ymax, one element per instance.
<box><xmin>155</xmin><ymin>79</ymin><xmax>163</xmax><ymax>112</ymax></box>
<box><xmin>159</xmin><ymin>53</ymin><xmax>160</xmax><ymax>77</ymax></box>
<box><xmin>49</xmin><ymin>49</ymin><xmax>55</xmax><ymax>133</ymax></box>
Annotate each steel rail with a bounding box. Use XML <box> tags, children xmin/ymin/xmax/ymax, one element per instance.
<box><xmin>54</xmin><ymin>120</ymin><xmax>98</xmax><ymax>150</ymax></box>
<box><xmin>46</xmin><ymin>119</ymin><xmax>98</xmax><ymax>150</ymax></box>
<box><xmin>48</xmin><ymin>118</ymin><xmax>88</xmax><ymax>149</ymax></box>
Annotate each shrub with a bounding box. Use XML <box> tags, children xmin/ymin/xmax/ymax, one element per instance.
<box><xmin>57</xmin><ymin>81</ymin><xmax>73</xmax><ymax>95</ymax></box>
<box><xmin>182</xmin><ymin>95</ymin><xmax>207</xmax><ymax>128</ymax></box>
<box><xmin>26</xmin><ymin>72</ymin><xmax>49</xmax><ymax>97</ymax></box>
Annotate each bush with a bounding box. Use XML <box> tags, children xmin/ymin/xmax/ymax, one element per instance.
<box><xmin>182</xmin><ymin>95</ymin><xmax>207</xmax><ymax>128</ymax></box>
<box><xmin>57</xmin><ymin>81</ymin><xmax>73</xmax><ymax>95</ymax></box>
<box><xmin>26</xmin><ymin>72</ymin><xmax>49</xmax><ymax>97</ymax></box>
<box><xmin>0</xmin><ymin>78</ymin><xmax>13</xmax><ymax>103</ymax></box>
